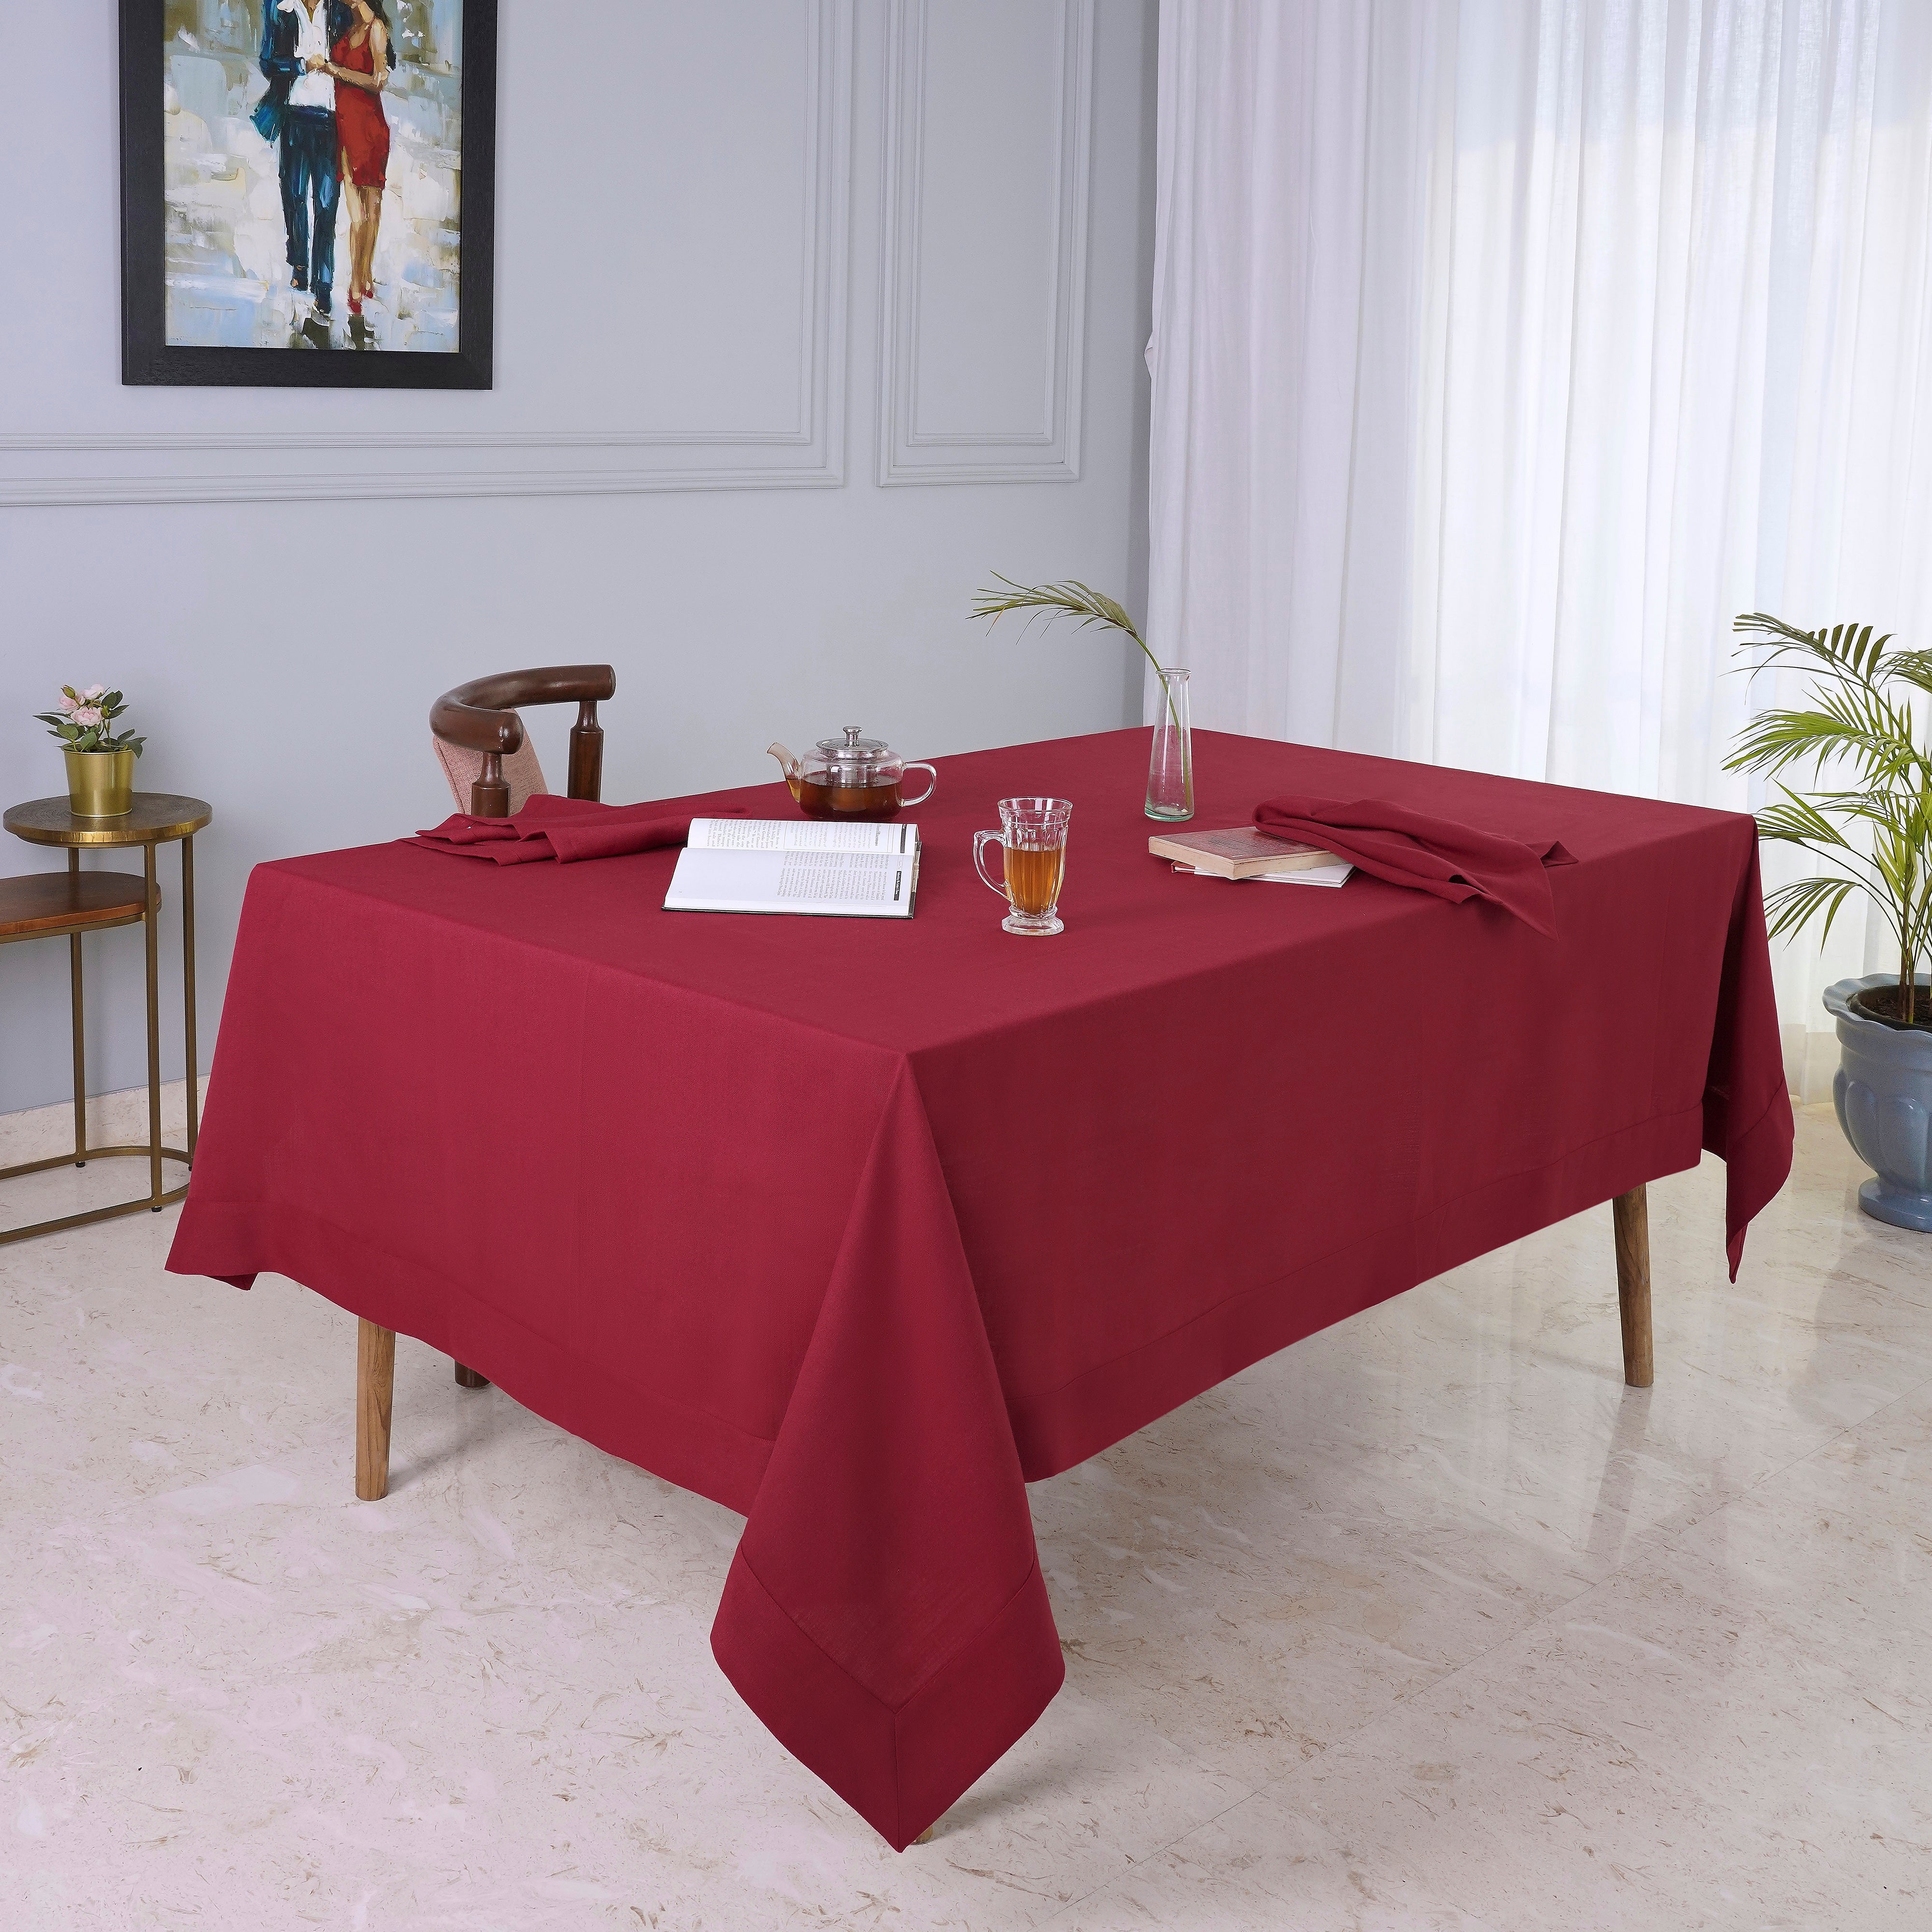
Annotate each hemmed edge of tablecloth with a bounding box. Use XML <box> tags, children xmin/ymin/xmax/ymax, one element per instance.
<box><xmin>1004</xmin><ymin>1102</ymin><xmax>1717</xmax><ymax>1482</ymax></box>
<box><xmin>163</xmin><ymin>1197</ymin><xmax>775</xmax><ymax>1518</ymax></box>
<box><xmin>710</xmin><ymin>1545</ymin><xmax>1063</xmax><ymax>1852</ymax></box>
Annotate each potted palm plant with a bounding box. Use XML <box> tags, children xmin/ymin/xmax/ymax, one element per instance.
<box><xmin>1726</xmin><ymin>613</ymin><xmax>1932</xmax><ymax>1230</ymax></box>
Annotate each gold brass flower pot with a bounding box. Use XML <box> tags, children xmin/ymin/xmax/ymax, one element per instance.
<box><xmin>63</xmin><ymin>748</ymin><xmax>136</xmax><ymax>818</ymax></box>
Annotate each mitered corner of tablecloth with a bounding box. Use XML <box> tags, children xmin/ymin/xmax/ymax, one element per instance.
<box><xmin>1720</xmin><ymin>1083</ymin><xmax>1796</xmax><ymax>1282</ymax></box>
<box><xmin>164</xmin><ymin>1201</ymin><xmax>258</xmax><ymax>1291</ymax></box>
<box><xmin>703</xmin><ymin>1056</ymin><xmax>1065</xmax><ymax>1848</ymax></box>
<box><xmin>888</xmin><ymin>1553</ymin><xmax>1065</xmax><ymax>1846</ymax></box>
<box><xmin>711</xmin><ymin>1545</ymin><xmax>1063</xmax><ymax>1852</ymax></box>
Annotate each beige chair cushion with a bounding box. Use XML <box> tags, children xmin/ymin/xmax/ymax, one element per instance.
<box><xmin>432</xmin><ymin>716</ymin><xmax>550</xmax><ymax>816</ymax></box>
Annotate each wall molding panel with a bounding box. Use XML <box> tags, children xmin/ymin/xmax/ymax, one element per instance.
<box><xmin>876</xmin><ymin>0</ymin><xmax>1094</xmax><ymax>486</ymax></box>
<box><xmin>0</xmin><ymin>0</ymin><xmax>852</xmax><ymax>510</ymax></box>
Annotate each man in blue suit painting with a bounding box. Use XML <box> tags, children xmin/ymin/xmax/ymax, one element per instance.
<box><xmin>256</xmin><ymin>0</ymin><xmax>353</xmax><ymax>327</ymax></box>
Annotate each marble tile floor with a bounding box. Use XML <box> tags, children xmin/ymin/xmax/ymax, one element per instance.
<box><xmin>1</xmin><ymin>1105</ymin><xmax>1927</xmax><ymax>1931</ymax></box>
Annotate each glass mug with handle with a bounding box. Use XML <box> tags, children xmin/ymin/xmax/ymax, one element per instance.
<box><xmin>973</xmin><ymin>797</ymin><xmax>1072</xmax><ymax>936</ymax></box>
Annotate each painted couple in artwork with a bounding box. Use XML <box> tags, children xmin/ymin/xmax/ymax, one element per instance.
<box><xmin>254</xmin><ymin>0</ymin><xmax>394</xmax><ymax>344</ymax></box>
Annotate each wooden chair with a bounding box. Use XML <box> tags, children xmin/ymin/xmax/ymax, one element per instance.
<box><xmin>413</xmin><ymin>666</ymin><xmax>616</xmax><ymax>1405</ymax></box>
<box><xmin>429</xmin><ymin>664</ymin><xmax>615</xmax><ymax>819</ymax></box>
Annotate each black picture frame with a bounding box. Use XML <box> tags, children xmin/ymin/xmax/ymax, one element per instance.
<box><xmin>119</xmin><ymin>0</ymin><xmax>496</xmax><ymax>388</ymax></box>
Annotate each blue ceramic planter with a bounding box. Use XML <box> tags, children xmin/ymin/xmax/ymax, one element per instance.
<box><xmin>1827</xmin><ymin>974</ymin><xmax>1932</xmax><ymax>1232</ymax></box>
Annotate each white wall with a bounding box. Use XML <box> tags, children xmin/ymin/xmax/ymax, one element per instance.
<box><xmin>0</xmin><ymin>0</ymin><xmax>1156</xmax><ymax>1113</ymax></box>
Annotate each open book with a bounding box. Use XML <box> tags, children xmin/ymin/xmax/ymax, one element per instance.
<box><xmin>664</xmin><ymin>817</ymin><xmax>921</xmax><ymax>918</ymax></box>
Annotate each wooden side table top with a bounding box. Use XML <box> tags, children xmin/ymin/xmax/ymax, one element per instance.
<box><xmin>4</xmin><ymin>794</ymin><xmax>213</xmax><ymax>849</ymax></box>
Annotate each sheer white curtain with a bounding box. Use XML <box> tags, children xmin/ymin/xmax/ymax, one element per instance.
<box><xmin>1146</xmin><ymin>0</ymin><xmax>1932</xmax><ymax>1086</ymax></box>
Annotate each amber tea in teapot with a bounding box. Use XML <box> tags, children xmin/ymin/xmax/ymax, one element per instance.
<box><xmin>793</xmin><ymin>772</ymin><xmax>906</xmax><ymax>820</ymax></box>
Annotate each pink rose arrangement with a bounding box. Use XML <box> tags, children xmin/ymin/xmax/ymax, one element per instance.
<box><xmin>36</xmin><ymin>683</ymin><xmax>146</xmax><ymax>756</ymax></box>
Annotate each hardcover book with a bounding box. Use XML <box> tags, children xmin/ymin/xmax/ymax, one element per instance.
<box><xmin>1147</xmin><ymin>825</ymin><xmax>1341</xmax><ymax>879</ymax></box>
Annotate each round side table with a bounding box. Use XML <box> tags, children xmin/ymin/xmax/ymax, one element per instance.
<box><xmin>1</xmin><ymin>793</ymin><xmax>213</xmax><ymax>1244</ymax></box>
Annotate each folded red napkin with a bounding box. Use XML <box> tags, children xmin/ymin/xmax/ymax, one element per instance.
<box><xmin>412</xmin><ymin>794</ymin><xmax>719</xmax><ymax>865</ymax></box>
<box><xmin>1253</xmin><ymin>793</ymin><xmax>1575</xmax><ymax>936</ymax></box>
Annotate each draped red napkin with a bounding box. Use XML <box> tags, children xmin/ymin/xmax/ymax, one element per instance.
<box><xmin>413</xmin><ymin>794</ymin><xmax>717</xmax><ymax>865</ymax></box>
<box><xmin>1254</xmin><ymin>793</ymin><xmax>1577</xmax><ymax>936</ymax></box>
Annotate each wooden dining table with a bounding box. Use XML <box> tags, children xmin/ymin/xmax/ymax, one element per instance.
<box><xmin>166</xmin><ymin>727</ymin><xmax>1792</xmax><ymax>1849</ymax></box>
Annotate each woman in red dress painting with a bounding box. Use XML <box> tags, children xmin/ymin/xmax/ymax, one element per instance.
<box><xmin>322</xmin><ymin>0</ymin><xmax>393</xmax><ymax>318</ymax></box>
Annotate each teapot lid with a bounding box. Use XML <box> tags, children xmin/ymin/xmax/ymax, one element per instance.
<box><xmin>811</xmin><ymin>724</ymin><xmax>900</xmax><ymax>783</ymax></box>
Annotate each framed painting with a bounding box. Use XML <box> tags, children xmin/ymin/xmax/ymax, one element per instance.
<box><xmin>119</xmin><ymin>0</ymin><xmax>496</xmax><ymax>386</ymax></box>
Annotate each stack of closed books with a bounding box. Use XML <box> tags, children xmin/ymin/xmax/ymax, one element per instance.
<box><xmin>1148</xmin><ymin>826</ymin><xmax>1354</xmax><ymax>888</ymax></box>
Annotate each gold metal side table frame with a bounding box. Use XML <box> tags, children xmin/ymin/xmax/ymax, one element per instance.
<box><xmin>1</xmin><ymin>794</ymin><xmax>213</xmax><ymax>1245</ymax></box>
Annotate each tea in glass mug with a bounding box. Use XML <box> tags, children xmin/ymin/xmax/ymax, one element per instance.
<box><xmin>973</xmin><ymin>797</ymin><xmax>1072</xmax><ymax>936</ymax></box>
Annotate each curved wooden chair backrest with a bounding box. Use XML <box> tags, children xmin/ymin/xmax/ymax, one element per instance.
<box><xmin>430</xmin><ymin>666</ymin><xmax>615</xmax><ymax>818</ymax></box>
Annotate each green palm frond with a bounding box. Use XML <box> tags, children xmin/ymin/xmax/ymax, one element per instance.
<box><xmin>1762</xmin><ymin>873</ymin><xmax>1861</xmax><ymax>947</ymax></box>
<box><xmin>971</xmin><ymin>573</ymin><xmax>1162</xmax><ymax>683</ymax></box>
<box><xmin>970</xmin><ymin>576</ymin><xmax>1148</xmax><ymax>648</ymax></box>
<box><xmin>1733</xmin><ymin>613</ymin><xmax>1895</xmax><ymax>684</ymax></box>
<box><xmin>1726</xmin><ymin>694</ymin><xmax>1927</xmax><ymax>786</ymax></box>
<box><xmin>1887</xmin><ymin>649</ymin><xmax>1932</xmax><ymax>698</ymax></box>
<box><xmin>971</xmin><ymin>573</ymin><xmax>1189</xmax><ymax>760</ymax></box>
<box><xmin>1801</xmin><ymin>784</ymin><xmax>1927</xmax><ymax>814</ymax></box>
<box><xmin>1755</xmin><ymin>790</ymin><xmax>1856</xmax><ymax>849</ymax></box>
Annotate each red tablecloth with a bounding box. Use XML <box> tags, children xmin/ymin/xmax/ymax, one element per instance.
<box><xmin>167</xmin><ymin>728</ymin><xmax>1792</xmax><ymax>1848</ymax></box>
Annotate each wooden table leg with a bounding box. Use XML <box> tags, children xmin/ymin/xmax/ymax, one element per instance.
<box><xmin>1612</xmin><ymin>1185</ymin><xmax>1653</xmax><ymax>1389</ymax></box>
<box><xmin>356</xmin><ymin>1318</ymin><xmax>396</xmax><ymax>1500</ymax></box>
<box><xmin>454</xmin><ymin>1361</ymin><xmax>489</xmax><ymax>1389</ymax></box>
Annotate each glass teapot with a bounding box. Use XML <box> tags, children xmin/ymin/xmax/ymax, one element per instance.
<box><xmin>766</xmin><ymin>726</ymin><xmax>938</xmax><ymax>822</ymax></box>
